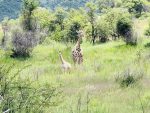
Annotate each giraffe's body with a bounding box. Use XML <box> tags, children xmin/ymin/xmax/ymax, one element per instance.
<box><xmin>59</xmin><ymin>51</ymin><xmax>71</xmax><ymax>71</ymax></box>
<box><xmin>72</xmin><ymin>30</ymin><xmax>84</xmax><ymax>64</ymax></box>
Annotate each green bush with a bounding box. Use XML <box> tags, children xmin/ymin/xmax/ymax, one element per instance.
<box><xmin>116</xmin><ymin>69</ymin><xmax>143</xmax><ymax>87</ymax></box>
<box><xmin>145</xmin><ymin>19</ymin><xmax>150</xmax><ymax>36</ymax></box>
<box><xmin>116</xmin><ymin>16</ymin><xmax>136</xmax><ymax>45</ymax></box>
<box><xmin>123</xmin><ymin>0</ymin><xmax>147</xmax><ymax>18</ymax></box>
<box><xmin>96</xmin><ymin>19</ymin><xmax>110</xmax><ymax>42</ymax></box>
<box><xmin>0</xmin><ymin>65</ymin><xmax>62</xmax><ymax>113</ymax></box>
<box><xmin>50</xmin><ymin>26</ymin><xmax>66</xmax><ymax>42</ymax></box>
<box><xmin>64</xmin><ymin>9</ymin><xmax>87</xmax><ymax>42</ymax></box>
<box><xmin>67</xmin><ymin>22</ymin><xmax>81</xmax><ymax>42</ymax></box>
<box><xmin>96</xmin><ymin>8</ymin><xmax>126</xmax><ymax>42</ymax></box>
<box><xmin>117</xmin><ymin>17</ymin><xmax>132</xmax><ymax>37</ymax></box>
<box><xmin>145</xmin><ymin>28</ymin><xmax>150</xmax><ymax>36</ymax></box>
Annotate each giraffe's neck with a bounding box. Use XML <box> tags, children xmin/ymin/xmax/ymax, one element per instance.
<box><xmin>76</xmin><ymin>37</ymin><xmax>81</xmax><ymax>49</ymax></box>
<box><xmin>59</xmin><ymin>54</ymin><xmax>65</xmax><ymax>64</ymax></box>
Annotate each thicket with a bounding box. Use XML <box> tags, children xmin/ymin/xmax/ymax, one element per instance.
<box><xmin>0</xmin><ymin>65</ymin><xmax>62</xmax><ymax>113</ymax></box>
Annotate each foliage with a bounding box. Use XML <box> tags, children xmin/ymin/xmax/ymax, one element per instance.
<box><xmin>116</xmin><ymin>69</ymin><xmax>143</xmax><ymax>87</ymax></box>
<box><xmin>66</xmin><ymin>9</ymin><xmax>86</xmax><ymax>42</ymax></box>
<box><xmin>32</xmin><ymin>7</ymin><xmax>52</xmax><ymax>29</ymax></box>
<box><xmin>54</xmin><ymin>7</ymin><xmax>67</xmax><ymax>31</ymax></box>
<box><xmin>97</xmin><ymin>0</ymin><xmax>116</xmax><ymax>13</ymax></box>
<box><xmin>11</xmin><ymin>28</ymin><xmax>38</xmax><ymax>57</ymax></box>
<box><xmin>145</xmin><ymin>28</ymin><xmax>150</xmax><ymax>36</ymax></box>
<box><xmin>96</xmin><ymin>8</ymin><xmax>129</xmax><ymax>42</ymax></box>
<box><xmin>67</xmin><ymin>22</ymin><xmax>81</xmax><ymax>42</ymax></box>
<box><xmin>21</xmin><ymin>0</ymin><xmax>39</xmax><ymax>31</ymax></box>
<box><xmin>0</xmin><ymin>1</ymin><xmax>150</xmax><ymax>113</ymax></box>
<box><xmin>0</xmin><ymin>0</ymin><xmax>89</xmax><ymax>21</ymax></box>
<box><xmin>50</xmin><ymin>26</ymin><xmax>66</xmax><ymax>42</ymax></box>
<box><xmin>145</xmin><ymin>19</ymin><xmax>150</xmax><ymax>36</ymax></box>
<box><xmin>86</xmin><ymin>2</ymin><xmax>97</xmax><ymax>44</ymax></box>
<box><xmin>96</xmin><ymin>18</ymin><xmax>110</xmax><ymax>42</ymax></box>
<box><xmin>116</xmin><ymin>15</ymin><xmax>136</xmax><ymax>45</ymax></box>
<box><xmin>42</xmin><ymin>0</ymin><xmax>88</xmax><ymax>9</ymax></box>
<box><xmin>0</xmin><ymin>65</ymin><xmax>62</xmax><ymax>113</ymax></box>
<box><xmin>123</xmin><ymin>0</ymin><xmax>150</xmax><ymax>17</ymax></box>
<box><xmin>0</xmin><ymin>0</ymin><xmax>22</xmax><ymax>21</ymax></box>
<box><xmin>117</xmin><ymin>17</ymin><xmax>132</xmax><ymax>37</ymax></box>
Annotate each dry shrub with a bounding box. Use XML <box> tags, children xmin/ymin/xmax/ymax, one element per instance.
<box><xmin>11</xmin><ymin>28</ymin><xmax>38</xmax><ymax>58</ymax></box>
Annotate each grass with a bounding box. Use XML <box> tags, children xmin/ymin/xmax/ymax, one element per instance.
<box><xmin>0</xmin><ymin>19</ymin><xmax>150</xmax><ymax>113</ymax></box>
<box><xmin>0</xmin><ymin>38</ymin><xmax>150</xmax><ymax>113</ymax></box>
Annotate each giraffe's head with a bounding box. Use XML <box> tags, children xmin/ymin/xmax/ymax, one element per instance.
<box><xmin>76</xmin><ymin>30</ymin><xmax>84</xmax><ymax>45</ymax></box>
<box><xmin>77</xmin><ymin>30</ymin><xmax>84</xmax><ymax>38</ymax></box>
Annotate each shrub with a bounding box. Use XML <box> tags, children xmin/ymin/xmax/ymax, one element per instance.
<box><xmin>123</xmin><ymin>0</ymin><xmax>145</xmax><ymax>18</ymax></box>
<box><xmin>97</xmin><ymin>0</ymin><xmax>116</xmax><ymax>13</ymax></box>
<box><xmin>32</xmin><ymin>7</ymin><xmax>52</xmax><ymax>29</ymax></box>
<box><xmin>117</xmin><ymin>17</ymin><xmax>132</xmax><ymax>37</ymax></box>
<box><xmin>116</xmin><ymin>69</ymin><xmax>143</xmax><ymax>87</ymax></box>
<box><xmin>145</xmin><ymin>28</ymin><xmax>150</xmax><ymax>36</ymax></box>
<box><xmin>96</xmin><ymin>20</ymin><xmax>110</xmax><ymax>43</ymax></box>
<box><xmin>67</xmin><ymin>22</ymin><xmax>81</xmax><ymax>42</ymax></box>
<box><xmin>96</xmin><ymin>8</ymin><xmax>128</xmax><ymax>42</ymax></box>
<box><xmin>145</xmin><ymin>19</ymin><xmax>150</xmax><ymax>36</ymax></box>
<box><xmin>0</xmin><ymin>65</ymin><xmax>62</xmax><ymax>113</ymax></box>
<box><xmin>116</xmin><ymin>16</ymin><xmax>136</xmax><ymax>45</ymax></box>
<box><xmin>11</xmin><ymin>28</ymin><xmax>38</xmax><ymax>57</ymax></box>
<box><xmin>64</xmin><ymin>9</ymin><xmax>87</xmax><ymax>42</ymax></box>
<box><xmin>50</xmin><ymin>26</ymin><xmax>66</xmax><ymax>42</ymax></box>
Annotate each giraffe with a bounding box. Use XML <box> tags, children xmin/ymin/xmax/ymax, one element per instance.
<box><xmin>72</xmin><ymin>30</ymin><xmax>84</xmax><ymax>65</ymax></box>
<box><xmin>59</xmin><ymin>51</ymin><xmax>71</xmax><ymax>71</ymax></box>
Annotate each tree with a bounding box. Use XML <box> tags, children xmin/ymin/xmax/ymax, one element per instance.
<box><xmin>97</xmin><ymin>0</ymin><xmax>116</xmax><ymax>13</ymax></box>
<box><xmin>11</xmin><ymin>0</ymin><xmax>42</xmax><ymax>57</ymax></box>
<box><xmin>96</xmin><ymin>18</ymin><xmax>110</xmax><ymax>42</ymax></box>
<box><xmin>96</xmin><ymin>8</ymin><xmax>132</xmax><ymax>43</ymax></box>
<box><xmin>54</xmin><ymin>7</ymin><xmax>67</xmax><ymax>30</ymax></box>
<box><xmin>65</xmin><ymin>9</ymin><xmax>87</xmax><ymax>42</ymax></box>
<box><xmin>116</xmin><ymin>16</ymin><xmax>136</xmax><ymax>45</ymax></box>
<box><xmin>123</xmin><ymin>0</ymin><xmax>145</xmax><ymax>17</ymax></box>
<box><xmin>67</xmin><ymin>22</ymin><xmax>81</xmax><ymax>42</ymax></box>
<box><xmin>22</xmin><ymin>0</ymin><xmax>39</xmax><ymax>31</ymax></box>
<box><xmin>86</xmin><ymin>2</ymin><xmax>97</xmax><ymax>45</ymax></box>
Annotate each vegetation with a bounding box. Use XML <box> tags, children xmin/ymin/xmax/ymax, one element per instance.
<box><xmin>0</xmin><ymin>65</ymin><xmax>62</xmax><ymax>113</ymax></box>
<box><xmin>0</xmin><ymin>0</ymin><xmax>150</xmax><ymax>113</ymax></box>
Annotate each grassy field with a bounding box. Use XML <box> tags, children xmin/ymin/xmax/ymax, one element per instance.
<box><xmin>0</xmin><ymin>39</ymin><xmax>150</xmax><ymax>113</ymax></box>
<box><xmin>0</xmin><ymin>19</ymin><xmax>150</xmax><ymax>113</ymax></box>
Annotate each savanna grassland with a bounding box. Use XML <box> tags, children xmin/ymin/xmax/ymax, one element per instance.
<box><xmin>1</xmin><ymin>0</ymin><xmax>150</xmax><ymax>113</ymax></box>
<box><xmin>0</xmin><ymin>18</ymin><xmax>150</xmax><ymax>113</ymax></box>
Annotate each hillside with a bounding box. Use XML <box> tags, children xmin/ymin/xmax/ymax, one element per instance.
<box><xmin>0</xmin><ymin>0</ymin><xmax>88</xmax><ymax>21</ymax></box>
<box><xmin>0</xmin><ymin>0</ymin><xmax>22</xmax><ymax>21</ymax></box>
